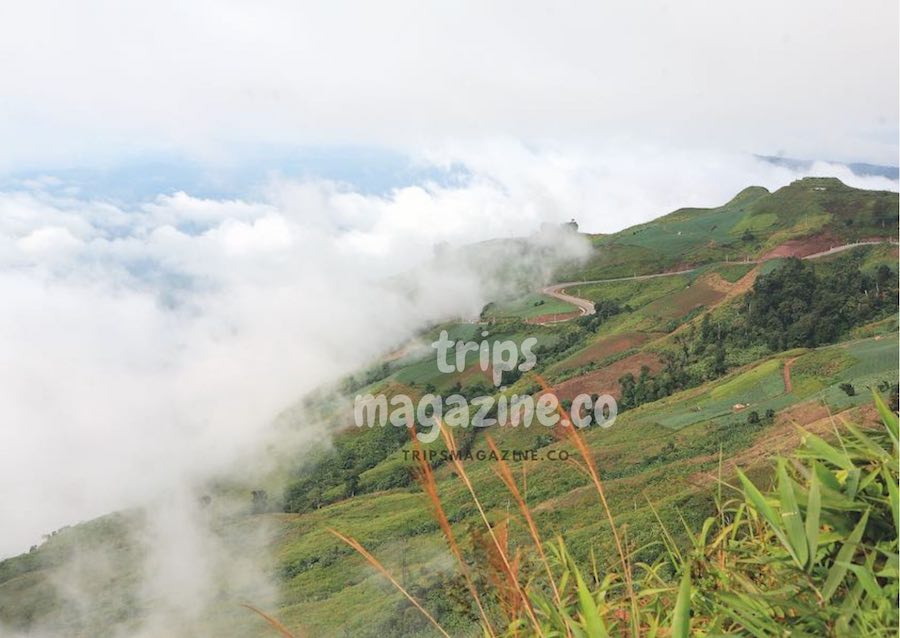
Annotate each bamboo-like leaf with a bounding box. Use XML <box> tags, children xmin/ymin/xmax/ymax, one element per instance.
<box><xmin>801</xmin><ymin>432</ymin><xmax>854</xmax><ymax>470</ymax></box>
<box><xmin>813</xmin><ymin>461</ymin><xmax>842</xmax><ymax>492</ymax></box>
<box><xmin>737</xmin><ymin>469</ymin><xmax>794</xmax><ymax>558</ymax></box>
<box><xmin>670</xmin><ymin>568</ymin><xmax>691</xmax><ymax>638</ymax></box>
<box><xmin>873</xmin><ymin>390</ymin><xmax>899</xmax><ymax>442</ymax></box>
<box><xmin>847</xmin><ymin>557</ymin><xmax>882</xmax><ymax>600</ymax></box>
<box><xmin>841</xmin><ymin>420</ymin><xmax>891</xmax><ymax>462</ymax></box>
<box><xmin>883</xmin><ymin>466</ymin><xmax>899</xmax><ymax>534</ymax></box>
<box><xmin>777</xmin><ymin>460</ymin><xmax>808</xmax><ymax>567</ymax></box>
<box><xmin>876</xmin><ymin>551</ymin><xmax>899</xmax><ymax>578</ymax></box>
<box><xmin>571</xmin><ymin>555</ymin><xmax>608</xmax><ymax>638</ymax></box>
<box><xmin>822</xmin><ymin>509</ymin><xmax>870</xmax><ymax>602</ymax></box>
<box><xmin>804</xmin><ymin>468</ymin><xmax>821</xmax><ymax>569</ymax></box>
<box><xmin>845</xmin><ymin>467</ymin><xmax>861</xmax><ymax>499</ymax></box>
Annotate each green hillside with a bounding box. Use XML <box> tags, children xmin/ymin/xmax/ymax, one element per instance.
<box><xmin>560</xmin><ymin>177</ymin><xmax>898</xmax><ymax>280</ymax></box>
<box><xmin>1</xmin><ymin>179</ymin><xmax>897</xmax><ymax>637</ymax></box>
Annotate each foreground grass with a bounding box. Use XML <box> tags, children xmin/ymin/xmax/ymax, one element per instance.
<box><xmin>289</xmin><ymin>393</ymin><xmax>898</xmax><ymax>637</ymax></box>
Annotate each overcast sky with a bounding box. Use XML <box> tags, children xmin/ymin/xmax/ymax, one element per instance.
<box><xmin>0</xmin><ymin>0</ymin><xmax>897</xmax><ymax>170</ymax></box>
<box><xmin>0</xmin><ymin>0</ymin><xmax>897</xmax><ymax>563</ymax></box>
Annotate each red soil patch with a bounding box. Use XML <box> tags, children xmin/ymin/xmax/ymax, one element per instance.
<box><xmin>643</xmin><ymin>279</ymin><xmax>726</xmax><ymax>319</ymax></box>
<box><xmin>782</xmin><ymin>357</ymin><xmax>797</xmax><ymax>393</ymax></box>
<box><xmin>556</xmin><ymin>332</ymin><xmax>661</xmax><ymax>371</ymax></box>
<box><xmin>551</xmin><ymin>352</ymin><xmax>664</xmax><ymax>401</ymax></box>
<box><xmin>702</xmin><ymin>272</ymin><xmax>734</xmax><ymax>294</ymax></box>
<box><xmin>761</xmin><ymin>235</ymin><xmax>836</xmax><ymax>259</ymax></box>
<box><xmin>454</xmin><ymin>363</ymin><xmax>493</xmax><ymax>387</ymax></box>
<box><xmin>527</xmin><ymin>310</ymin><xmax>583</xmax><ymax>325</ymax></box>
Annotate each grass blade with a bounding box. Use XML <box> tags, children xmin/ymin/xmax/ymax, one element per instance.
<box><xmin>822</xmin><ymin>509</ymin><xmax>870</xmax><ymax>602</ymax></box>
<box><xmin>329</xmin><ymin>528</ymin><xmax>452</xmax><ymax>638</ymax></box>
<box><xmin>804</xmin><ymin>468</ymin><xmax>821</xmax><ymax>569</ymax></box>
<box><xmin>777</xmin><ymin>460</ymin><xmax>808</xmax><ymax>567</ymax></box>
<box><xmin>873</xmin><ymin>390</ymin><xmax>898</xmax><ymax>443</ymax></box>
<box><xmin>670</xmin><ymin>568</ymin><xmax>691</xmax><ymax>638</ymax></box>
<box><xmin>241</xmin><ymin>604</ymin><xmax>300</xmax><ymax>638</ymax></box>
<box><xmin>737</xmin><ymin>469</ymin><xmax>794</xmax><ymax>559</ymax></box>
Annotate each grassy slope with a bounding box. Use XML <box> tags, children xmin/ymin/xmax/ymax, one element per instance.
<box><xmin>557</xmin><ymin>177</ymin><xmax>898</xmax><ymax>281</ymax></box>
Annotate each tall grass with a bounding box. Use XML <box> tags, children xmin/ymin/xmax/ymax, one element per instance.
<box><xmin>253</xmin><ymin>392</ymin><xmax>898</xmax><ymax>637</ymax></box>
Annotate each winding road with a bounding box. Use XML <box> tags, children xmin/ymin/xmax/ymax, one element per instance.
<box><xmin>539</xmin><ymin>239</ymin><xmax>897</xmax><ymax>322</ymax></box>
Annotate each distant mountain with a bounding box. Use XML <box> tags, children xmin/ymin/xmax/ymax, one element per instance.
<box><xmin>757</xmin><ymin>154</ymin><xmax>899</xmax><ymax>180</ymax></box>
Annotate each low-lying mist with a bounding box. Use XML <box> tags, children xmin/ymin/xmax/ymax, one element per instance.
<box><xmin>0</xmin><ymin>168</ymin><xmax>594</xmax><ymax>635</ymax></box>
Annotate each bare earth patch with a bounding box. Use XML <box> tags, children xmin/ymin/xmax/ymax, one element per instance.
<box><xmin>552</xmin><ymin>352</ymin><xmax>663</xmax><ymax>401</ymax></box>
<box><xmin>527</xmin><ymin>310</ymin><xmax>583</xmax><ymax>325</ymax></box>
<box><xmin>554</xmin><ymin>332</ymin><xmax>661</xmax><ymax>371</ymax></box>
<box><xmin>688</xmin><ymin>402</ymin><xmax>880</xmax><ymax>485</ymax></box>
<box><xmin>762</xmin><ymin>235</ymin><xmax>837</xmax><ymax>259</ymax></box>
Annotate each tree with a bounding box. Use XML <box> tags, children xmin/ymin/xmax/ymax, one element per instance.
<box><xmin>747</xmin><ymin>411</ymin><xmax>760</xmax><ymax>425</ymax></box>
<box><xmin>839</xmin><ymin>383</ymin><xmax>856</xmax><ymax>397</ymax></box>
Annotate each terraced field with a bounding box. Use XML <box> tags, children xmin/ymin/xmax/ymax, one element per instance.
<box><xmin>482</xmin><ymin>292</ymin><xmax>579</xmax><ymax>321</ymax></box>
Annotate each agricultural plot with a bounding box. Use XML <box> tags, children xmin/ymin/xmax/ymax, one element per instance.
<box><xmin>566</xmin><ymin>274</ymin><xmax>690</xmax><ymax>310</ymax></box>
<box><xmin>617</xmin><ymin>204</ymin><xmax>748</xmax><ymax>258</ymax></box>
<box><xmin>549</xmin><ymin>331</ymin><xmax>660</xmax><ymax>374</ymax></box>
<box><xmin>483</xmin><ymin>293</ymin><xmax>578</xmax><ymax>320</ymax></box>
<box><xmin>641</xmin><ymin>277</ymin><xmax>727</xmax><ymax>320</ymax></box>
<box><xmin>648</xmin><ymin>335</ymin><xmax>898</xmax><ymax>431</ymax></box>
<box><xmin>713</xmin><ymin>262</ymin><xmax>754</xmax><ymax>282</ymax></box>
<box><xmin>650</xmin><ymin>358</ymin><xmax>787</xmax><ymax>430</ymax></box>
<box><xmin>556</xmin><ymin>242</ymin><xmax>668</xmax><ymax>280</ymax></box>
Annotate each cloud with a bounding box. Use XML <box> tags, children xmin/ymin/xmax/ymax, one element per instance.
<box><xmin>0</xmin><ymin>0</ymin><xmax>896</xmax><ymax>169</ymax></box>
<box><xmin>0</xmin><ymin>166</ymin><xmax>595</xmax><ymax>560</ymax></box>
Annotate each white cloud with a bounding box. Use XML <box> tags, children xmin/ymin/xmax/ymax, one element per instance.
<box><xmin>0</xmin><ymin>165</ymin><xmax>596</xmax><ymax>559</ymax></box>
<box><xmin>0</xmin><ymin>0</ymin><xmax>896</xmax><ymax>168</ymax></box>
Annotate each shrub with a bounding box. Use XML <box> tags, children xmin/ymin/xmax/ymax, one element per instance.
<box><xmin>839</xmin><ymin>382</ymin><xmax>856</xmax><ymax>396</ymax></box>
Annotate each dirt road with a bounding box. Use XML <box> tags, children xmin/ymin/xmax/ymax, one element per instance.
<box><xmin>783</xmin><ymin>356</ymin><xmax>797</xmax><ymax>393</ymax></box>
<box><xmin>539</xmin><ymin>240</ymin><xmax>896</xmax><ymax>324</ymax></box>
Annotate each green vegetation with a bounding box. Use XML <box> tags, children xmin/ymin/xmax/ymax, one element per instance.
<box><xmin>318</xmin><ymin>395</ymin><xmax>899</xmax><ymax>638</ymax></box>
<box><xmin>615</xmin><ymin>252</ymin><xmax>898</xmax><ymax>412</ymax></box>
<box><xmin>483</xmin><ymin>293</ymin><xmax>579</xmax><ymax>320</ymax></box>
<box><xmin>557</xmin><ymin>177</ymin><xmax>898</xmax><ymax>281</ymax></box>
<box><xmin>746</xmin><ymin>256</ymin><xmax>897</xmax><ymax>350</ymax></box>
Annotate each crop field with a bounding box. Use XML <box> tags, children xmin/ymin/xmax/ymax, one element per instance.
<box><xmin>390</xmin><ymin>325</ymin><xmax>563</xmax><ymax>391</ymax></box>
<box><xmin>483</xmin><ymin>292</ymin><xmax>578</xmax><ymax>320</ymax></box>
<box><xmin>648</xmin><ymin>358</ymin><xmax>786</xmax><ymax>430</ymax></box>
<box><xmin>641</xmin><ymin>277</ymin><xmax>727</xmax><ymax>319</ymax></box>
<box><xmin>556</xmin><ymin>241</ymin><xmax>668</xmax><ymax>280</ymax></box>
<box><xmin>552</xmin><ymin>351</ymin><xmax>664</xmax><ymax>401</ymax></box>
<box><xmin>566</xmin><ymin>274</ymin><xmax>690</xmax><ymax>309</ymax></box>
<box><xmin>713</xmin><ymin>262</ymin><xmax>755</xmax><ymax>282</ymax></box>
<box><xmin>549</xmin><ymin>331</ymin><xmax>660</xmax><ymax>373</ymax></box>
<box><xmin>617</xmin><ymin>205</ymin><xmax>748</xmax><ymax>257</ymax></box>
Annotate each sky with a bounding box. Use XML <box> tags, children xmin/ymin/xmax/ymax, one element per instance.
<box><xmin>0</xmin><ymin>0</ymin><xmax>897</xmax><ymax>171</ymax></box>
<box><xmin>0</xmin><ymin>1</ymin><xmax>897</xmax><ymax>623</ymax></box>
